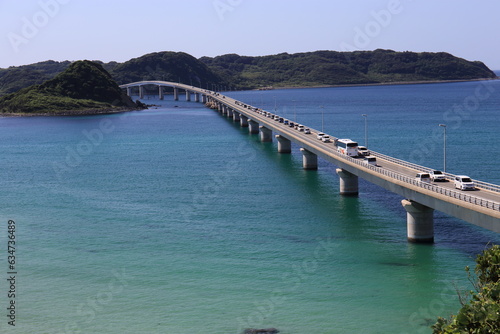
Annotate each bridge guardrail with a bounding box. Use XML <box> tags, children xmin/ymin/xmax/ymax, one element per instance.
<box><xmin>371</xmin><ymin>151</ymin><xmax>500</xmax><ymax>194</ymax></box>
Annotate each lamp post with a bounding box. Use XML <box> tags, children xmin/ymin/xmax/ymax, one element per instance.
<box><xmin>439</xmin><ymin>124</ymin><xmax>447</xmax><ymax>173</ymax></box>
<box><xmin>320</xmin><ymin>106</ymin><xmax>324</xmax><ymax>132</ymax></box>
<box><xmin>362</xmin><ymin>114</ymin><xmax>368</xmax><ymax>147</ymax></box>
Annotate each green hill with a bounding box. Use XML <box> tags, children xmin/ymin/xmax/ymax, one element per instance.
<box><xmin>0</xmin><ymin>50</ymin><xmax>496</xmax><ymax>97</ymax></box>
<box><xmin>200</xmin><ymin>49</ymin><xmax>497</xmax><ymax>89</ymax></box>
<box><xmin>0</xmin><ymin>60</ymin><xmax>142</xmax><ymax>115</ymax></box>
<box><xmin>108</xmin><ymin>51</ymin><xmax>227</xmax><ymax>89</ymax></box>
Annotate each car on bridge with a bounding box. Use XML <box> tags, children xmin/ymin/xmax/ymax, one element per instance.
<box><xmin>317</xmin><ymin>132</ymin><xmax>325</xmax><ymax>140</ymax></box>
<box><xmin>364</xmin><ymin>156</ymin><xmax>377</xmax><ymax>166</ymax></box>
<box><xmin>321</xmin><ymin>135</ymin><xmax>331</xmax><ymax>143</ymax></box>
<box><xmin>454</xmin><ymin>175</ymin><xmax>475</xmax><ymax>190</ymax></box>
<box><xmin>304</xmin><ymin>128</ymin><xmax>311</xmax><ymax>134</ymax></box>
<box><xmin>357</xmin><ymin>146</ymin><xmax>370</xmax><ymax>156</ymax></box>
<box><xmin>415</xmin><ymin>173</ymin><xmax>431</xmax><ymax>183</ymax></box>
<box><xmin>430</xmin><ymin>170</ymin><xmax>446</xmax><ymax>182</ymax></box>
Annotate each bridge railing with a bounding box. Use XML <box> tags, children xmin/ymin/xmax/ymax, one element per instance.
<box><xmin>371</xmin><ymin>151</ymin><xmax>500</xmax><ymax>194</ymax></box>
<box><xmin>333</xmin><ymin>149</ymin><xmax>500</xmax><ymax>212</ymax></box>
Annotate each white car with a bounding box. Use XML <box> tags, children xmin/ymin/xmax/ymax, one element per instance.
<box><xmin>358</xmin><ymin>146</ymin><xmax>370</xmax><ymax>156</ymax></box>
<box><xmin>364</xmin><ymin>156</ymin><xmax>377</xmax><ymax>166</ymax></box>
<box><xmin>321</xmin><ymin>135</ymin><xmax>331</xmax><ymax>143</ymax></box>
<box><xmin>317</xmin><ymin>132</ymin><xmax>325</xmax><ymax>140</ymax></box>
<box><xmin>430</xmin><ymin>170</ymin><xmax>446</xmax><ymax>182</ymax></box>
<box><xmin>304</xmin><ymin>128</ymin><xmax>311</xmax><ymax>134</ymax></box>
<box><xmin>454</xmin><ymin>175</ymin><xmax>475</xmax><ymax>190</ymax></box>
<box><xmin>297</xmin><ymin>125</ymin><xmax>305</xmax><ymax>132</ymax></box>
<box><xmin>415</xmin><ymin>173</ymin><xmax>431</xmax><ymax>183</ymax></box>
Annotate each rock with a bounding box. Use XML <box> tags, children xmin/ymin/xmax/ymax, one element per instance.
<box><xmin>243</xmin><ymin>328</ymin><xmax>279</xmax><ymax>334</ymax></box>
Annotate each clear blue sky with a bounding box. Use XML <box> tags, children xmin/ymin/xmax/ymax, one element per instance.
<box><xmin>1</xmin><ymin>0</ymin><xmax>499</xmax><ymax>70</ymax></box>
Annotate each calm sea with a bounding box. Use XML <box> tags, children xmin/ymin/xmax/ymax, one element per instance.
<box><xmin>0</xmin><ymin>80</ymin><xmax>499</xmax><ymax>334</ymax></box>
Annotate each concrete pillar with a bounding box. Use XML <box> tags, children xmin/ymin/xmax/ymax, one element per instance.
<box><xmin>139</xmin><ymin>86</ymin><xmax>144</xmax><ymax>99</ymax></box>
<box><xmin>158</xmin><ymin>86</ymin><xmax>164</xmax><ymax>100</ymax></box>
<box><xmin>259</xmin><ymin>126</ymin><xmax>272</xmax><ymax>142</ymax></box>
<box><xmin>401</xmin><ymin>200</ymin><xmax>434</xmax><ymax>243</ymax></box>
<box><xmin>336</xmin><ymin>168</ymin><xmax>359</xmax><ymax>196</ymax></box>
<box><xmin>202</xmin><ymin>94</ymin><xmax>207</xmax><ymax>103</ymax></box>
<box><xmin>220</xmin><ymin>105</ymin><xmax>226</xmax><ymax>115</ymax></box>
<box><xmin>226</xmin><ymin>107</ymin><xmax>233</xmax><ymax>117</ymax></box>
<box><xmin>126</xmin><ymin>87</ymin><xmax>131</xmax><ymax>97</ymax></box>
<box><xmin>233</xmin><ymin>111</ymin><xmax>240</xmax><ymax>122</ymax></box>
<box><xmin>240</xmin><ymin>115</ymin><xmax>248</xmax><ymax>127</ymax></box>
<box><xmin>300</xmin><ymin>148</ymin><xmax>318</xmax><ymax>170</ymax></box>
<box><xmin>194</xmin><ymin>93</ymin><xmax>200</xmax><ymax>102</ymax></box>
<box><xmin>275</xmin><ymin>135</ymin><xmax>291</xmax><ymax>153</ymax></box>
<box><xmin>173</xmin><ymin>88</ymin><xmax>179</xmax><ymax>101</ymax></box>
<box><xmin>186</xmin><ymin>91</ymin><xmax>191</xmax><ymax>101</ymax></box>
<box><xmin>248</xmin><ymin>120</ymin><xmax>259</xmax><ymax>134</ymax></box>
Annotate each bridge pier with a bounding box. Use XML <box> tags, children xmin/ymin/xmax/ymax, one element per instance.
<box><xmin>186</xmin><ymin>91</ymin><xmax>191</xmax><ymax>101</ymax></box>
<box><xmin>300</xmin><ymin>148</ymin><xmax>318</xmax><ymax>170</ymax></box>
<box><xmin>233</xmin><ymin>111</ymin><xmax>240</xmax><ymax>122</ymax></box>
<box><xmin>248</xmin><ymin>120</ymin><xmax>259</xmax><ymax>134</ymax></box>
<box><xmin>139</xmin><ymin>86</ymin><xmax>144</xmax><ymax>99</ymax></box>
<box><xmin>126</xmin><ymin>87</ymin><xmax>132</xmax><ymax>97</ymax></box>
<box><xmin>259</xmin><ymin>126</ymin><xmax>272</xmax><ymax>142</ymax></box>
<box><xmin>158</xmin><ymin>86</ymin><xmax>164</xmax><ymax>100</ymax></box>
<box><xmin>240</xmin><ymin>114</ymin><xmax>248</xmax><ymax>127</ymax></box>
<box><xmin>173</xmin><ymin>88</ymin><xmax>179</xmax><ymax>101</ymax></box>
<box><xmin>401</xmin><ymin>200</ymin><xmax>434</xmax><ymax>243</ymax></box>
<box><xmin>202</xmin><ymin>94</ymin><xmax>207</xmax><ymax>103</ymax></box>
<box><xmin>194</xmin><ymin>93</ymin><xmax>200</xmax><ymax>102</ymax></box>
<box><xmin>275</xmin><ymin>135</ymin><xmax>291</xmax><ymax>153</ymax></box>
<box><xmin>226</xmin><ymin>106</ymin><xmax>233</xmax><ymax>117</ymax></box>
<box><xmin>336</xmin><ymin>168</ymin><xmax>359</xmax><ymax>196</ymax></box>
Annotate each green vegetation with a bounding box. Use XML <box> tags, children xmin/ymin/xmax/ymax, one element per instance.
<box><xmin>0</xmin><ymin>50</ymin><xmax>496</xmax><ymax>99</ymax></box>
<box><xmin>0</xmin><ymin>60</ymin><xmax>141</xmax><ymax>115</ymax></box>
<box><xmin>432</xmin><ymin>245</ymin><xmax>500</xmax><ymax>333</ymax></box>
<box><xmin>0</xmin><ymin>60</ymin><xmax>71</xmax><ymax>96</ymax></box>
<box><xmin>200</xmin><ymin>49</ymin><xmax>497</xmax><ymax>89</ymax></box>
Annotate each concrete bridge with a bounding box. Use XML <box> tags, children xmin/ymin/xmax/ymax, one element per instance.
<box><xmin>120</xmin><ymin>81</ymin><xmax>500</xmax><ymax>243</ymax></box>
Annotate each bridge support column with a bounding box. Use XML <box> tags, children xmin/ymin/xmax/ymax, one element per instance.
<box><xmin>202</xmin><ymin>94</ymin><xmax>207</xmax><ymax>103</ymax></box>
<box><xmin>240</xmin><ymin>115</ymin><xmax>248</xmax><ymax>127</ymax></box>
<box><xmin>300</xmin><ymin>148</ymin><xmax>318</xmax><ymax>170</ymax></box>
<box><xmin>158</xmin><ymin>86</ymin><xmax>164</xmax><ymax>100</ymax></box>
<box><xmin>248</xmin><ymin>120</ymin><xmax>259</xmax><ymax>134</ymax></box>
<box><xmin>126</xmin><ymin>87</ymin><xmax>132</xmax><ymax>97</ymax></box>
<box><xmin>401</xmin><ymin>200</ymin><xmax>434</xmax><ymax>243</ymax></box>
<box><xmin>233</xmin><ymin>111</ymin><xmax>240</xmax><ymax>122</ymax></box>
<box><xmin>275</xmin><ymin>135</ymin><xmax>291</xmax><ymax>153</ymax></box>
<box><xmin>173</xmin><ymin>88</ymin><xmax>179</xmax><ymax>101</ymax></box>
<box><xmin>259</xmin><ymin>126</ymin><xmax>272</xmax><ymax>142</ymax></box>
<box><xmin>336</xmin><ymin>168</ymin><xmax>359</xmax><ymax>196</ymax></box>
<box><xmin>226</xmin><ymin>107</ymin><xmax>233</xmax><ymax>117</ymax></box>
<box><xmin>186</xmin><ymin>91</ymin><xmax>191</xmax><ymax>101</ymax></box>
<box><xmin>138</xmin><ymin>86</ymin><xmax>144</xmax><ymax>99</ymax></box>
<box><xmin>194</xmin><ymin>93</ymin><xmax>200</xmax><ymax>102</ymax></box>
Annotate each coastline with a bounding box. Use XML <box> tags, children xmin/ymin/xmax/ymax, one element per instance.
<box><xmin>252</xmin><ymin>77</ymin><xmax>499</xmax><ymax>91</ymax></box>
<box><xmin>0</xmin><ymin>106</ymin><xmax>146</xmax><ymax>117</ymax></box>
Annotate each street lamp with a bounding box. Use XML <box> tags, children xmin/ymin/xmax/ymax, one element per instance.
<box><xmin>320</xmin><ymin>106</ymin><xmax>325</xmax><ymax>132</ymax></box>
<box><xmin>439</xmin><ymin>124</ymin><xmax>447</xmax><ymax>173</ymax></box>
<box><xmin>362</xmin><ymin>114</ymin><xmax>368</xmax><ymax>147</ymax></box>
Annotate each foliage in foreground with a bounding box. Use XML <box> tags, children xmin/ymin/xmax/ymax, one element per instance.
<box><xmin>432</xmin><ymin>245</ymin><xmax>500</xmax><ymax>333</ymax></box>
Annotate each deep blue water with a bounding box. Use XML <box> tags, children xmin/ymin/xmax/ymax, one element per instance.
<box><xmin>0</xmin><ymin>80</ymin><xmax>499</xmax><ymax>333</ymax></box>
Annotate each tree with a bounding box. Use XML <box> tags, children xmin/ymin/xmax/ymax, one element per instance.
<box><xmin>432</xmin><ymin>245</ymin><xmax>500</xmax><ymax>333</ymax></box>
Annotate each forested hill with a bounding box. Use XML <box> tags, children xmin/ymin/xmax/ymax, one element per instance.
<box><xmin>200</xmin><ymin>49</ymin><xmax>497</xmax><ymax>89</ymax></box>
<box><xmin>0</xmin><ymin>50</ymin><xmax>496</xmax><ymax>96</ymax></box>
<box><xmin>0</xmin><ymin>60</ymin><xmax>141</xmax><ymax>115</ymax></box>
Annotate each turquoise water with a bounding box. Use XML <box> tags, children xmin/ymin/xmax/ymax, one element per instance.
<box><xmin>0</xmin><ymin>81</ymin><xmax>499</xmax><ymax>333</ymax></box>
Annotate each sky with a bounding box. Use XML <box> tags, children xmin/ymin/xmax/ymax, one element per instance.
<box><xmin>1</xmin><ymin>0</ymin><xmax>499</xmax><ymax>70</ymax></box>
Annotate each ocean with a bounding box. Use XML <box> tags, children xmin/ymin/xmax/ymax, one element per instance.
<box><xmin>0</xmin><ymin>80</ymin><xmax>499</xmax><ymax>333</ymax></box>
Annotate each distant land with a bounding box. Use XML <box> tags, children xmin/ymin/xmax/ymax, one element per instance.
<box><xmin>0</xmin><ymin>50</ymin><xmax>497</xmax><ymax>98</ymax></box>
<box><xmin>0</xmin><ymin>60</ymin><xmax>144</xmax><ymax>115</ymax></box>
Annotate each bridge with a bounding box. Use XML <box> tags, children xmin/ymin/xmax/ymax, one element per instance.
<box><xmin>120</xmin><ymin>81</ymin><xmax>500</xmax><ymax>243</ymax></box>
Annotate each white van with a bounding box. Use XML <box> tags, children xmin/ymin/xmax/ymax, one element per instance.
<box><xmin>454</xmin><ymin>175</ymin><xmax>475</xmax><ymax>190</ymax></box>
<box><xmin>415</xmin><ymin>173</ymin><xmax>431</xmax><ymax>183</ymax></box>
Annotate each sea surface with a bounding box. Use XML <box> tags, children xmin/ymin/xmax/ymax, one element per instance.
<box><xmin>1</xmin><ymin>80</ymin><xmax>499</xmax><ymax>334</ymax></box>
